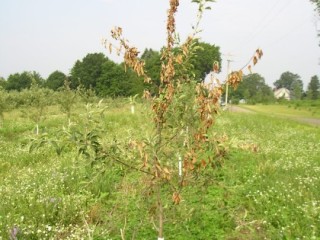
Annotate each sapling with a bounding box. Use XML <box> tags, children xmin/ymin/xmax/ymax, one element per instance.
<box><xmin>0</xmin><ymin>88</ymin><xmax>8</xmax><ymax>127</ymax></box>
<box><xmin>128</xmin><ymin>94</ymin><xmax>138</xmax><ymax>114</ymax></box>
<box><xmin>57</xmin><ymin>79</ymin><xmax>77</xmax><ymax>126</ymax></box>
<box><xmin>22</xmin><ymin>82</ymin><xmax>52</xmax><ymax>135</ymax></box>
<box><xmin>77</xmin><ymin>84</ymin><xmax>97</xmax><ymax>104</ymax></box>
<box><xmin>105</xmin><ymin>1</ymin><xmax>223</xmax><ymax>238</ymax></box>
<box><xmin>105</xmin><ymin>0</ymin><xmax>263</xmax><ymax>239</ymax></box>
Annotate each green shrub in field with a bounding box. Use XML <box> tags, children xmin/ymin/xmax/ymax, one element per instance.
<box><xmin>56</xmin><ymin>80</ymin><xmax>78</xmax><ymax>124</ymax></box>
<box><xmin>76</xmin><ymin>85</ymin><xmax>98</xmax><ymax>104</ymax></box>
<box><xmin>21</xmin><ymin>84</ymin><xmax>54</xmax><ymax>134</ymax></box>
<box><xmin>0</xmin><ymin>88</ymin><xmax>8</xmax><ymax>122</ymax></box>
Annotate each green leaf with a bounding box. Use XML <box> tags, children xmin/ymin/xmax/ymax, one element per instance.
<box><xmin>50</xmin><ymin>140</ymin><xmax>64</xmax><ymax>156</ymax></box>
<box><xmin>29</xmin><ymin>142</ymin><xmax>37</xmax><ymax>153</ymax></box>
<box><xmin>99</xmin><ymin>192</ymin><xmax>109</xmax><ymax>200</ymax></box>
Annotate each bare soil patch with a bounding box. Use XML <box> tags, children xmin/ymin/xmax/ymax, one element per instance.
<box><xmin>294</xmin><ymin>117</ymin><xmax>320</xmax><ymax>126</ymax></box>
<box><xmin>227</xmin><ymin>105</ymin><xmax>255</xmax><ymax>113</ymax></box>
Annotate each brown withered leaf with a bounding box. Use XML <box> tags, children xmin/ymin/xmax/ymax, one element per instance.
<box><xmin>172</xmin><ymin>192</ymin><xmax>181</xmax><ymax>205</ymax></box>
<box><xmin>144</xmin><ymin>76</ymin><xmax>151</xmax><ymax>83</ymax></box>
<box><xmin>143</xmin><ymin>90</ymin><xmax>151</xmax><ymax>99</ymax></box>
<box><xmin>258</xmin><ymin>49</ymin><xmax>263</xmax><ymax>59</ymax></box>
<box><xmin>141</xmin><ymin>160</ymin><xmax>147</xmax><ymax>169</ymax></box>
<box><xmin>248</xmin><ymin>65</ymin><xmax>252</xmax><ymax>74</ymax></box>
<box><xmin>101</xmin><ymin>38</ymin><xmax>107</xmax><ymax>48</ymax></box>
<box><xmin>111</xmin><ymin>26</ymin><xmax>122</xmax><ymax>40</ymax></box>
<box><xmin>213</xmin><ymin>61</ymin><xmax>219</xmax><ymax>73</ymax></box>
<box><xmin>189</xmin><ymin>161</ymin><xmax>195</xmax><ymax>170</ymax></box>
<box><xmin>108</xmin><ymin>43</ymin><xmax>112</xmax><ymax>54</ymax></box>
<box><xmin>116</xmin><ymin>47</ymin><xmax>121</xmax><ymax>56</ymax></box>
<box><xmin>155</xmin><ymin>163</ymin><xmax>162</xmax><ymax>173</ymax></box>
<box><xmin>175</xmin><ymin>55</ymin><xmax>183</xmax><ymax>64</ymax></box>
<box><xmin>182</xmin><ymin>45</ymin><xmax>188</xmax><ymax>56</ymax></box>
<box><xmin>253</xmin><ymin>56</ymin><xmax>258</xmax><ymax>66</ymax></box>
<box><xmin>118</xmin><ymin>27</ymin><xmax>122</xmax><ymax>36</ymax></box>
<box><xmin>136</xmin><ymin>142</ymin><xmax>145</xmax><ymax>157</ymax></box>
<box><xmin>238</xmin><ymin>143</ymin><xmax>259</xmax><ymax>153</ymax></box>
<box><xmin>228</xmin><ymin>72</ymin><xmax>242</xmax><ymax>88</ymax></box>
<box><xmin>180</xmin><ymin>180</ymin><xmax>187</xmax><ymax>187</ymax></box>
<box><xmin>201</xmin><ymin>159</ymin><xmax>207</xmax><ymax>168</ymax></box>
<box><xmin>162</xmin><ymin>167</ymin><xmax>171</xmax><ymax>180</ymax></box>
<box><xmin>163</xmin><ymin>167</ymin><xmax>170</xmax><ymax>174</ymax></box>
<box><xmin>239</xmin><ymin>70</ymin><xmax>243</xmax><ymax>79</ymax></box>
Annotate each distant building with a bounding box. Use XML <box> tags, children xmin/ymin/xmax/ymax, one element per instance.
<box><xmin>274</xmin><ymin>88</ymin><xmax>291</xmax><ymax>100</ymax></box>
<box><xmin>239</xmin><ymin>99</ymin><xmax>246</xmax><ymax>104</ymax></box>
<box><xmin>204</xmin><ymin>71</ymin><xmax>220</xmax><ymax>89</ymax></box>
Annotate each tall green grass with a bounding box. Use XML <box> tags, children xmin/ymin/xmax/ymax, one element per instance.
<box><xmin>0</xmin><ymin>101</ymin><xmax>319</xmax><ymax>239</ymax></box>
<box><xmin>215</xmin><ymin>112</ymin><xmax>320</xmax><ymax>239</ymax></box>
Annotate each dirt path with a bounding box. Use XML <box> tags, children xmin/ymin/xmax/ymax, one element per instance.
<box><xmin>294</xmin><ymin>117</ymin><xmax>320</xmax><ymax>126</ymax></box>
<box><xmin>227</xmin><ymin>105</ymin><xmax>320</xmax><ymax>127</ymax></box>
<box><xmin>227</xmin><ymin>105</ymin><xmax>255</xmax><ymax>113</ymax></box>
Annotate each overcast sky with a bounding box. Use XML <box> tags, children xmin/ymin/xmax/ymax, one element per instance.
<box><xmin>0</xmin><ymin>0</ymin><xmax>319</xmax><ymax>89</ymax></box>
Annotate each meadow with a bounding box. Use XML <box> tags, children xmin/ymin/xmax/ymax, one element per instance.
<box><xmin>239</xmin><ymin>101</ymin><xmax>320</xmax><ymax>119</ymax></box>
<box><xmin>0</xmin><ymin>99</ymin><xmax>320</xmax><ymax>239</ymax></box>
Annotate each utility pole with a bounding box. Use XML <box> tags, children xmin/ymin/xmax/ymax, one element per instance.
<box><xmin>224</xmin><ymin>54</ymin><xmax>234</xmax><ymax>107</ymax></box>
<box><xmin>225</xmin><ymin>59</ymin><xmax>231</xmax><ymax>107</ymax></box>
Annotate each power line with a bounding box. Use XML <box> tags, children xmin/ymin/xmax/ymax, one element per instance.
<box><xmin>263</xmin><ymin>20</ymin><xmax>309</xmax><ymax>49</ymax></box>
<box><xmin>231</xmin><ymin>0</ymin><xmax>280</xmax><ymax>51</ymax></box>
<box><xmin>231</xmin><ymin>0</ymin><xmax>295</xmax><ymax>52</ymax></box>
<box><xmin>248</xmin><ymin>0</ymin><xmax>293</xmax><ymax>45</ymax></box>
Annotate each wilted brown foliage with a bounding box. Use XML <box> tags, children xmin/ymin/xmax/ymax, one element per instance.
<box><xmin>104</xmin><ymin>0</ymin><xmax>262</xmax><ymax>238</ymax></box>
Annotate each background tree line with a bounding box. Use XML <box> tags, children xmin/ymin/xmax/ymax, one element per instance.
<box><xmin>0</xmin><ymin>41</ymin><xmax>221</xmax><ymax>98</ymax></box>
<box><xmin>228</xmin><ymin>71</ymin><xmax>320</xmax><ymax>104</ymax></box>
<box><xmin>1</xmin><ymin>41</ymin><xmax>319</xmax><ymax>103</ymax></box>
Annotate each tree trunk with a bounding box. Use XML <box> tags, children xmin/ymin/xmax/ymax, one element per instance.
<box><xmin>157</xmin><ymin>182</ymin><xmax>164</xmax><ymax>240</ymax></box>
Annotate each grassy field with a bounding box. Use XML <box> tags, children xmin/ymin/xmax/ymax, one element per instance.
<box><xmin>0</xmin><ymin>100</ymin><xmax>320</xmax><ymax>239</ymax></box>
<box><xmin>239</xmin><ymin>103</ymin><xmax>320</xmax><ymax>119</ymax></box>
